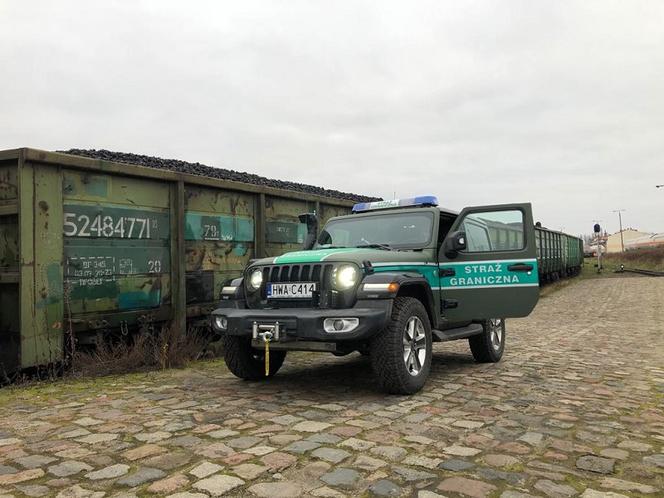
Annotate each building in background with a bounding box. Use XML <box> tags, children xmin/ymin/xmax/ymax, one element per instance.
<box><xmin>625</xmin><ymin>232</ymin><xmax>664</xmax><ymax>251</ymax></box>
<box><xmin>606</xmin><ymin>229</ymin><xmax>652</xmax><ymax>253</ymax></box>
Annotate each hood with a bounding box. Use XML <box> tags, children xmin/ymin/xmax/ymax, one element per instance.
<box><xmin>250</xmin><ymin>247</ymin><xmax>432</xmax><ymax>267</ymax></box>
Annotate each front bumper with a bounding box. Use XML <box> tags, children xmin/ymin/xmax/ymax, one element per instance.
<box><xmin>211</xmin><ymin>299</ymin><xmax>392</xmax><ymax>342</ymax></box>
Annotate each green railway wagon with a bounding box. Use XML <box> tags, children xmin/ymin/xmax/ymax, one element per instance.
<box><xmin>0</xmin><ymin>148</ymin><xmax>366</xmax><ymax>372</ymax></box>
<box><xmin>486</xmin><ymin>220</ymin><xmax>582</xmax><ymax>283</ymax></box>
<box><xmin>534</xmin><ymin>225</ymin><xmax>583</xmax><ymax>282</ymax></box>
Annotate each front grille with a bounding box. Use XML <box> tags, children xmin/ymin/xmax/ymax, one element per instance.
<box><xmin>261</xmin><ymin>264</ymin><xmax>331</xmax><ymax>290</ymax></box>
<box><xmin>260</xmin><ymin>264</ymin><xmax>332</xmax><ymax>307</ymax></box>
<box><xmin>245</xmin><ymin>263</ymin><xmax>355</xmax><ymax>310</ymax></box>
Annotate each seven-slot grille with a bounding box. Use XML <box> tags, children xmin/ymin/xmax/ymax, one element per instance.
<box><xmin>262</xmin><ymin>263</ymin><xmax>331</xmax><ymax>286</ymax></box>
<box><xmin>247</xmin><ymin>263</ymin><xmax>334</xmax><ymax>309</ymax></box>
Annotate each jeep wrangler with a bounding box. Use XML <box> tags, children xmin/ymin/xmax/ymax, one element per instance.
<box><xmin>211</xmin><ymin>196</ymin><xmax>540</xmax><ymax>394</ymax></box>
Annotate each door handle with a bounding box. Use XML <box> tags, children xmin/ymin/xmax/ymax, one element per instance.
<box><xmin>439</xmin><ymin>268</ymin><xmax>456</xmax><ymax>277</ymax></box>
<box><xmin>508</xmin><ymin>263</ymin><xmax>533</xmax><ymax>272</ymax></box>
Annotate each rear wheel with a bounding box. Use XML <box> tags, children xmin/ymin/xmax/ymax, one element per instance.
<box><xmin>223</xmin><ymin>336</ymin><xmax>286</xmax><ymax>380</ymax></box>
<box><xmin>469</xmin><ymin>318</ymin><xmax>505</xmax><ymax>363</ymax></box>
<box><xmin>370</xmin><ymin>297</ymin><xmax>432</xmax><ymax>394</ymax></box>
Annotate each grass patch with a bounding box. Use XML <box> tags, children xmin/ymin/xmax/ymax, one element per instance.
<box><xmin>0</xmin><ymin>368</ymin><xmax>166</xmax><ymax>407</ymax></box>
<box><xmin>577</xmin><ymin>258</ymin><xmax>632</xmax><ymax>279</ymax></box>
<box><xmin>601</xmin><ymin>246</ymin><xmax>664</xmax><ymax>272</ymax></box>
<box><xmin>0</xmin><ymin>330</ymin><xmax>222</xmax><ymax>406</ymax></box>
<box><xmin>563</xmin><ymin>474</ymin><xmax>589</xmax><ymax>493</ymax></box>
<box><xmin>0</xmin><ymin>324</ymin><xmax>217</xmax><ymax>388</ymax></box>
<box><xmin>580</xmin><ymin>258</ymin><xmax>612</xmax><ymax>278</ymax></box>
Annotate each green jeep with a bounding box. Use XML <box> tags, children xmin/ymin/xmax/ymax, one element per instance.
<box><xmin>212</xmin><ymin>196</ymin><xmax>540</xmax><ymax>394</ymax></box>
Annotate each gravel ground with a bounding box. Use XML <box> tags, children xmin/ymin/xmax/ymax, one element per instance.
<box><xmin>59</xmin><ymin>149</ymin><xmax>379</xmax><ymax>203</ymax></box>
<box><xmin>0</xmin><ymin>276</ymin><xmax>662</xmax><ymax>497</ymax></box>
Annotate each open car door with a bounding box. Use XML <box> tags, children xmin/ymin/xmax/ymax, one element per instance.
<box><xmin>438</xmin><ymin>203</ymin><xmax>539</xmax><ymax>321</ymax></box>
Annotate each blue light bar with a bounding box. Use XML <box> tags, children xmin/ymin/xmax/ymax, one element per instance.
<box><xmin>352</xmin><ymin>195</ymin><xmax>439</xmax><ymax>213</ymax></box>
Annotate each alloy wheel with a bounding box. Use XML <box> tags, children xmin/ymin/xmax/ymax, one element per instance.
<box><xmin>402</xmin><ymin>316</ymin><xmax>427</xmax><ymax>376</ymax></box>
<box><xmin>489</xmin><ymin>318</ymin><xmax>504</xmax><ymax>351</ymax></box>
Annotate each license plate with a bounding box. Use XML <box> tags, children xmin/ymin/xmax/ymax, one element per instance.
<box><xmin>267</xmin><ymin>282</ymin><xmax>316</xmax><ymax>299</ymax></box>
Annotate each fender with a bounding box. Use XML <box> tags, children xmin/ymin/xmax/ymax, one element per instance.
<box><xmin>219</xmin><ymin>276</ymin><xmax>246</xmax><ymax>304</ymax></box>
<box><xmin>357</xmin><ymin>271</ymin><xmax>438</xmax><ymax>329</ymax></box>
<box><xmin>230</xmin><ymin>276</ymin><xmax>244</xmax><ymax>287</ymax></box>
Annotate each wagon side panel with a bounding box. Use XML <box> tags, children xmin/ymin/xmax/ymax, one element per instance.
<box><xmin>62</xmin><ymin>169</ymin><xmax>172</xmax><ymax>337</ymax></box>
<box><xmin>319</xmin><ymin>203</ymin><xmax>351</xmax><ymax>226</ymax></box>
<box><xmin>183</xmin><ymin>185</ymin><xmax>256</xmax><ymax>318</ymax></box>
<box><xmin>264</xmin><ymin>196</ymin><xmax>315</xmax><ymax>257</ymax></box>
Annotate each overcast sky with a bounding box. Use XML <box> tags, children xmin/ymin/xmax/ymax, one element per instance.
<box><xmin>1</xmin><ymin>1</ymin><xmax>663</xmax><ymax>235</ymax></box>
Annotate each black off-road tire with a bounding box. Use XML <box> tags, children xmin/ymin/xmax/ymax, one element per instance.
<box><xmin>469</xmin><ymin>318</ymin><xmax>505</xmax><ymax>363</ymax></box>
<box><xmin>370</xmin><ymin>297</ymin><xmax>433</xmax><ymax>395</ymax></box>
<box><xmin>223</xmin><ymin>335</ymin><xmax>286</xmax><ymax>380</ymax></box>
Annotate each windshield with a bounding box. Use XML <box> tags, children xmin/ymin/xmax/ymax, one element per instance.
<box><xmin>316</xmin><ymin>211</ymin><xmax>435</xmax><ymax>249</ymax></box>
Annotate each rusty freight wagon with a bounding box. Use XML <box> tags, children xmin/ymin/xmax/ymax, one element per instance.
<box><xmin>0</xmin><ymin>148</ymin><xmax>375</xmax><ymax>372</ymax></box>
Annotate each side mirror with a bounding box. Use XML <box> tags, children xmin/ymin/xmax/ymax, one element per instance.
<box><xmin>298</xmin><ymin>213</ymin><xmax>318</xmax><ymax>250</ymax></box>
<box><xmin>444</xmin><ymin>230</ymin><xmax>467</xmax><ymax>258</ymax></box>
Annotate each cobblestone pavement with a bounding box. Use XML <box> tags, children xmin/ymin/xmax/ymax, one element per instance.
<box><xmin>1</xmin><ymin>277</ymin><xmax>663</xmax><ymax>498</ymax></box>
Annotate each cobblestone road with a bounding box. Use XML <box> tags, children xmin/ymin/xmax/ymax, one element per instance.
<box><xmin>0</xmin><ymin>277</ymin><xmax>663</xmax><ymax>498</ymax></box>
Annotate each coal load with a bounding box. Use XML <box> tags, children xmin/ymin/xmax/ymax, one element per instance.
<box><xmin>60</xmin><ymin>149</ymin><xmax>379</xmax><ymax>203</ymax></box>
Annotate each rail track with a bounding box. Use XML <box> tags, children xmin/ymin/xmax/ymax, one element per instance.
<box><xmin>615</xmin><ymin>266</ymin><xmax>664</xmax><ymax>277</ymax></box>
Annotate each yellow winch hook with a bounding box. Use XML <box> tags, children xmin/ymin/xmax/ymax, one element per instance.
<box><xmin>264</xmin><ymin>337</ymin><xmax>270</xmax><ymax>377</ymax></box>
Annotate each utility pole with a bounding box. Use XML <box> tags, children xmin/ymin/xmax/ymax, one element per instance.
<box><xmin>612</xmin><ymin>209</ymin><xmax>626</xmax><ymax>252</ymax></box>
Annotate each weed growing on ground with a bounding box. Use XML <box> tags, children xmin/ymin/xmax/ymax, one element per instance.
<box><xmin>71</xmin><ymin>325</ymin><xmax>211</xmax><ymax>378</ymax></box>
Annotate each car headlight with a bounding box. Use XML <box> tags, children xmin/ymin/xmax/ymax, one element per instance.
<box><xmin>333</xmin><ymin>265</ymin><xmax>359</xmax><ymax>290</ymax></box>
<box><xmin>213</xmin><ymin>315</ymin><xmax>228</xmax><ymax>330</ymax></box>
<box><xmin>248</xmin><ymin>268</ymin><xmax>263</xmax><ymax>290</ymax></box>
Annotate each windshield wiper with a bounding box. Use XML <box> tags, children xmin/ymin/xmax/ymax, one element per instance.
<box><xmin>356</xmin><ymin>244</ymin><xmax>392</xmax><ymax>251</ymax></box>
<box><xmin>356</xmin><ymin>238</ymin><xmax>394</xmax><ymax>251</ymax></box>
